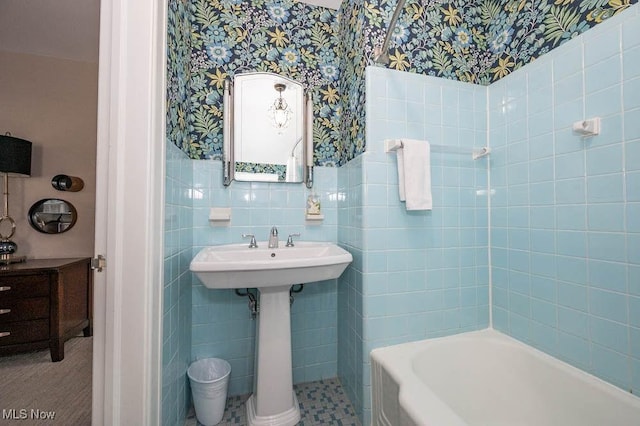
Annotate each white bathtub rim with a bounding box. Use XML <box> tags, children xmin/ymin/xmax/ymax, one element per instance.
<box><xmin>371</xmin><ymin>335</ymin><xmax>468</xmax><ymax>426</ymax></box>
<box><xmin>398</xmin><ymin>376</ymin><xmax>467</xmax><ymax>426</ymax></box>
<box><xmin>370</xmin><ymin>327</ymin><xmax>640</xmax><ymax>425</ymax></box>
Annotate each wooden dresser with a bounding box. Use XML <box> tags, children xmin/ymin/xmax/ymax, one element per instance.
<box><xmin>0</xmin><ymin>258</ymin><xmax>92</xmax><ymax>362</ymax></box>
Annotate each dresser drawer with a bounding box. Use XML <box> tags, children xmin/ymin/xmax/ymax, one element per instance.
<box><xmin>0</xmin><ymin>319</ymin><xmax>49</xmax><ymax>346</ymax></box>
<box><xmin>0</xmin><ymin>298</ymin><xmax>49</xmax><ymax>323</ymax></box>
<box><xmin>0</xmin><ymin>275</ymin><xmax>50</xmax><ymax>299</ymax></box>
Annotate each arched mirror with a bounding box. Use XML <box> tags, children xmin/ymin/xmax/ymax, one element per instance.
<box><xmin>223</xmin><ymin>72</ymin><xmax>313</xmax><ymax>187</ymax></box>
<box><xmin>28</xmin><ymin>199</ymin><xmax>78</xmax><ymax>234</ymax></box>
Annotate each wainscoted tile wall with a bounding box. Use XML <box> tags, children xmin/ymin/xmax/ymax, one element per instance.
<box><xmin>163</xmin><ymin>3</ymin><xmax>640</xmax><ymax>425</ymax></box>
<box><xmin>337</xmin><ymin>0</ymin><xmax>639</xmax><ymax>166</ymax></box>
<box><xmin>190</xmin><ymin>162</ymin><xmax>340</xmax><ymax>396</ymax></box>
<box><xmin>162</xmin><ymin>141</ymin><xmax>194</xmax><ymax>426</ymax></box>
<box><xmin>164</xmin><ymin>1</ymin><xmax>194</xmax><ymax>423</ymax></box>
<box><xmin>337</xmin><ymin>154</ymin><xmax>364</xmax><ymax>417</ymax></box>
<box><xmin>490</xmin><ymin>4</ymin><xmax>640</xmax><ymax>396</ymax></box>
<box><xmin>337</xmin><ymin>66</ymin><xmax>491</xmax><ymax>424</ymax></box>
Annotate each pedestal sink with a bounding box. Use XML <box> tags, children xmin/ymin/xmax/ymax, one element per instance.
<box><xmin>190</xmin><ymin>241</ymin><xmax>352</xmax><ymax>426</ymax></box>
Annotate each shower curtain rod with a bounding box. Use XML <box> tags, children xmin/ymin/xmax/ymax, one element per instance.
<box><xmin>384</xmin><ymin>140</ymin><xmax>492</xmax><ymax>160</ymax></box>
<box><xmin>373</xmin><ymin>0</ymin><xmax>407</xmax><ymax>64</ymax></box>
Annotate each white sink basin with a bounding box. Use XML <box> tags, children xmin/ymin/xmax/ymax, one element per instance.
<box><xmin>191</xmin><ymin>240</ymin><xmax>352</xmax><ymax>425</ymax></box>
<box><xmin>190</xmin><ymin>241</ymin><xmax>353</xmax><ymax>289</ymax></box>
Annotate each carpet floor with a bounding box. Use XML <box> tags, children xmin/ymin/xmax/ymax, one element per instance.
<box><xmin>0</xmin><ymin>336</ymin><xmax>92</xmax><ymax>425</ymax></box>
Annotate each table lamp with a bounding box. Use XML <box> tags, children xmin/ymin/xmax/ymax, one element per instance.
<box><xmin>0</xmin><ymin>133</ymin><xmax>32</xmax><ymax>264</ymax></box>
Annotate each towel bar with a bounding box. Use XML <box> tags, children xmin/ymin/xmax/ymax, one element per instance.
<box><xmin>384</xmin><ymin>139</ymin><xmax>491</xmax><ymax>160</ymax></box>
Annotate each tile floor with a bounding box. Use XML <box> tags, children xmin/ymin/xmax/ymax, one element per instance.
<box><xmin>185</xmin><ymin>378</ymin><xmax>360</xmax><ymax>425</ymax></box>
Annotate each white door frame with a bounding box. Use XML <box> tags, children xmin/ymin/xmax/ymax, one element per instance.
<box><xmin>93</xmin><ymin>0</ymin><xmax>166</xmax><ymax>424</ymax></box>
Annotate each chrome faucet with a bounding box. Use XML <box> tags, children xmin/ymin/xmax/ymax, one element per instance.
<box><xmin>268</xmin><ymin>226</ymin><xmax>278</xmax><ymax>248</ymax></box>
<box><xmin>242</xmin><ymin>233</ymin><xmax>258</xmax><ymax>248</ymax></box>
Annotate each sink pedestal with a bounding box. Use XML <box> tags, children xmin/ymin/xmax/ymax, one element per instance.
<box><xmin>190</xmin><ymin>241</ymin><xmax>353</xmax><ymax>424</ymax></box>
<box><xmin>246</xmin><ymin>285</ymin><xmax>301</xmax><ymax>426</ymax></box>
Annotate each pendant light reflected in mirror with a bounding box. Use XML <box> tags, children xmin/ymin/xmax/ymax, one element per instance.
<box><xmin>269</xmin><ymin>83</ymin><xmax>292</xmax><ymax>132</ymax></box>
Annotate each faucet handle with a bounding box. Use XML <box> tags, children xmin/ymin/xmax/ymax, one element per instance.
<box><xmin>242</xmin><ymin>233</ymin><xmax>258</xmax><ymax>248</ymax></box>
<box><xmin>286</xmin><ymin>233</ymin><xmax>301</xmax><ymax>247</ymax></box>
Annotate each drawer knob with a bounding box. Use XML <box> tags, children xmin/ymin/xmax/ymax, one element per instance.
<box><xmin>0</xmin><ymin>286</ymin><xmax>11</xmax><ymax>292</ymax></box>
<box><xmin>0</xmin><ymin>309</ymin><xmax>10</xmax><ymax>315</ymax></box>
<box><xmin>0</xmin><ymin>332</ymin><xmax>10</xmax><ymax>338</ymax></box>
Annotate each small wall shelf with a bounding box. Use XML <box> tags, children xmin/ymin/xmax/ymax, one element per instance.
<box><xmin>209</xmin><ymin>207</ymin><xmax>231</xmax><ymax>224</ymax></box>
<box><xmin>305</xmin><ymin>213</ymin><xmax>324</xmax><ymax>222</ymax></box>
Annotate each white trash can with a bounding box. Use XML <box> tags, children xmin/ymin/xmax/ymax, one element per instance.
<box><xmin>187</xmin><ymin>358</ymin><xmax>231</xmax><ymax>426</ymax></box>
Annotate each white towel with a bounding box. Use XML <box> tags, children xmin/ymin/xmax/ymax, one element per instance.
<box><xmin>396</xmin><ymin>139</ymin><xmax>432</xmax><ymax>210</ymax></box>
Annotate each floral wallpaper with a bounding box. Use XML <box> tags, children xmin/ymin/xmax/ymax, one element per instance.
<box><xmin>334</xmin><ymin>0</ymin><xmax>638</xmax><ymax>163</ymax></box>
<box><xmin>362</xmin><ymin>0</ymin><xmax>636</xmax><ymax>83</ymax></box>
<box><xmin>483</xmin><ymin>0</ymin><xmax>636</xmax><ymax>81</ymax></box>
<box><xmin>235</xmin><ymin>161</ymin><xmax>287</xmax><ymax>180</ymax></box>
<box><xmin>167</xmin><ymin>0</ymin><xmax>637</xmax><ymax>164</ymax></box>
<box><xmin>339</xmin><ymin>0</ymin><xmax>368</xmax><ymax>163</ymax></box>
<box><xmin>167</xmin><ymin>0</ymin><xmax>192</xmax><ymax>152</ymax></box>
<box><xmin>186</xmin><ymin>0</ymin><xmax>342</xmax><ymax>165</ymax></box>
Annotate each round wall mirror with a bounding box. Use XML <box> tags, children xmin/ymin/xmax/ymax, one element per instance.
<box><xmin>28</xmin><ymin>199</ymin><xmax>78</xmax><ymax>234</ymax></box>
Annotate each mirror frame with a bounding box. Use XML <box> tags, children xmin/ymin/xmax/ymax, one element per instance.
<box><xmin>27</xmin><ymin>198</ymin><xmax>78</xmax><ymax>234</ymax></box>
<box><xmin>223</xmin><ymin>72</ymin><xmax>313</xmax><ymax>188</ymax></box>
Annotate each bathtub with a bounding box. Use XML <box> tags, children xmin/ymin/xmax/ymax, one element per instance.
<box><xmin>371</xmin><ymin>329</ymin><xmax>640</xmax><ymax>425</ymax></box>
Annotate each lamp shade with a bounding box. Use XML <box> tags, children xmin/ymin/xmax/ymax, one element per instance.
<box><xmin>0</xmin><ymin>134</ymin><xmax>32</xmax><ymax>176</ymax></box>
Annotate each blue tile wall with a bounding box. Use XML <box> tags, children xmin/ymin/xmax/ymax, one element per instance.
<box><xmin>190</xmin><ymin>162</ymin><xmax>339</xmax><ymax>396</ymax></box>
<box><xmin>490</xmin><ymin>4</ymin><xmax>640</xmax><ymax>395</ymax></box>
<box><xmin>162</xmin><ymin>142</ymin><xmax>194</xmax><ymax>426</ymax></box>
<box><xmin>338</xmin><ymin>66</ymin><xmax>490</xmax><ymax>425</ymax></box>
<box><xmin>337</xmin><ymin>154</ymin><xmax>364</xmax><ymax>421</ymax></box>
